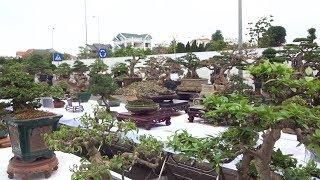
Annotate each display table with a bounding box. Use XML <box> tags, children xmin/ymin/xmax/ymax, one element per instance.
<box><xmin>40</xmin><ymin>102</ymin><xmax>320</xmax><ymax>172</ymax></box>
<box><xmin>116</xmin><ymin>111</ymin><xmax>171</xmax><ymax>130</ymax></box>
<box><xmin>187</xmin><ymin>105</ymin><xmax>205</xmax><ymax>122</ymax></box>
<box><xmin>158</xmin><ymin>99</ymin><xmax>190</xmax><ymax>113</ymax></box>
<box><xmin>0</xmin><ymin>148</ymin><xmax>80</xmax><ymax>180</ymax></box>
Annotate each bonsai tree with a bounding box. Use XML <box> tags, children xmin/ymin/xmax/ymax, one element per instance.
<box><xmin>54</xmin><ymin>62</ymin><xmax>72</xmax><ymax>80</ymax></box>
<box><xmin>23</xmin><ymin>52</ymin><xmax>56</xmax><ymax>82</ymax></box>
<box><xmin>168</xmin><ymin>61</ymin><xmax>320</xmax><ymax>180</ymax></box>
<box><xmin>111</xmin><ymin>63</ymin><xmax>128</xmax><ymax>78</ymax></box>
<box><xmin>176</xmin><ymin>53</ymin><xmax>202</xmax><ymax>79</ymax></box>
<box><xmin>70</xmin><ymin>60</ymin><xmax>89</xmax><ymax>96</ymax></box>
<box><xmin>280</xmin><ymin>28</ymin><xmax>320</xmax><ymax>75</ymax></box>
<box><xmin>88</xmin><ymin>74</ymin><xmax>119</xmax><ymax>112</ymax></box>
<box><xmin>202</xmin><ymin>50</ymin><xmax>247</xmax><ymax>86</ymax></box>
<box><xmin>45</xmin><ymin>108</ymin><xmax>163</xmax><ymax>179</ymax></box>
<box><xmin>140</xmin><ymin>56</ymin><xmax>183</xmax><ymax>84</ymax></box>
<box><xmin>0</xmin><ymin>62</ymin><xmax>56</xmax><ymax>112</ymax></box>
<box><xmin>88</xmin><ymin>59</ymin><xmax>108</xmax><ymax>77</ymax></box>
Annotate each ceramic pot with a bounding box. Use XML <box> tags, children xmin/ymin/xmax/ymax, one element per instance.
<box><xmin>6</xmin><ymin>115</ymin><xmax>62</xmax><ymax>162</ymax></box>
<box><xmin>177</xmin><ymin>78</ymin><xmax>208</xmax><ymax>92</ymax></box>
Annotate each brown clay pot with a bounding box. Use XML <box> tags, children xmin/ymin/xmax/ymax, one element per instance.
<box><xmin>177</xmin><ymin>78</ymin><xmax>208</xmax><ymax>92</ymax></box>
<box><xmin>123</xmin><ymin>77</ymin><xmax>142</xmax><ymax>87</ymax></box>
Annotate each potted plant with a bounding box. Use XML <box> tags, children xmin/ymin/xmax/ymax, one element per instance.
<box><xmin>54</xmin><ymin>62</ymin><xmax>72</xmax><ymax>81</ymax></box>
<box><xmin>122</xmin><ymin>48</ymin><xmax>146</xmax><ymax>86</ymax></box>
<box><xmin>248</xmin><ymin>60</ymin><xmax>293</xmax><ymax>94</ymax></box>
<box><xmin>71</xmin><ymin>60</ymin><xmax>91</xmax><ymax>102</ymax></box>
<box><xmin>111</xmin><ymin>62</ymin><xmax>129</xmax><ymax>87</ymax></box>
<box><xmin>125</xmin><ymin>99</ymin><xmax>159</xmax><ymax>115</ymax></box>
<box><xmin>0</xmin><ymin>62</ymin><xmax>62</xmax><ymax>162</ymax></box>
<box><xmin>175</xmin><ymin>53</ymin><xmax>208</xmax><ymax>93</ymax></box>
<box><xmin>117</xmin><ymin>81</ymin><xmax>175</xmax><ymax>103</ymax></box>
<box><xmin>88</xmin><ymin>73</ymin><xmax>119</xmax><ymax>112</ymax></box>
<box><xmin>44</xmin><ymin>107</ymin><xmax>163</xmax><ymax>179</ymax></box>
<box><xmin>168</xmin><ymin>57</ymin><xmax>320</xmax><ymax>179</ymax></box>
<box><xmin>51</xmin><ymin>85</ymin><xmax>65</xmax><ymax>108</ymax></box>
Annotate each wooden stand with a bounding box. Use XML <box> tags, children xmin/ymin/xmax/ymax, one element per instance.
<box><xmin>0</xmin><ymin>136</ymin><xmax>11</xmax><ymax>148</ymax></box>
<box><xmin>7</xmin><ymin>154</ymin><xmax>58</xmax><ymax>180</ymax></box>
<box><xmin>187</xmin><ymin>106</ymin><xmax>205</xmax><ymax>123</ymax></box>
<box><xmin>117</xmin><ymin>111</ymin><xmax>171</xmax><ymax>130</ymax></box>
<box><xmin>159</xmin><ymin>99</ymin><xmax>190</xmax><ymax>114</ymax></box>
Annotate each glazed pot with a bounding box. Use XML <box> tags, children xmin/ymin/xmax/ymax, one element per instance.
<box><xmin>53</xmin><ymin>99</ymin><xmax>65</xmax><ymax>108</ymax></box>
<box><xmin>77</xmin><ymin>92</ymin><xmax>91</xmax><ymax>102</ymax></box>
<box><xmin>125</xmin><ymin>100</ymin><xmax>159</xmax><ymax>115</ymax></box>
<box><xmin>148</xmin><ymin>93</ymin><xmax>178</xmax><ymax>103</ymax></box>
<box><xmin>0</xmin><ymin>129</ymin><xmax>8</xmax><ymax>139</ymax></box>
<box><xmin>6</xmin><ymin>115</ymin><xmax>62</xmax><ymax>162</ymax></box>
<box><xmin>122</xmin><ymin>77</ymin><xmax>142</xmax><ymax>87</ymax></box>
<box><xmin>177</xmin><ymin>78</ymin><xmax>208</xmax><ymax>92</ymax></box>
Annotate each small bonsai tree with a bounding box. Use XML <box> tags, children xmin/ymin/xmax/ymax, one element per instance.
<box><xmin>0</xmin><ymin>62</ymin><xmax>59</xmax><ymax>116</ymax></box>
<box><xmin>176</xmin><ymin>53</ymin><xmax>202</xmax><ymax>79</ymax></box>
<box><xmin>111</xmin><ymin>63</ymin><xmax>128</xmax><ymax>78</ymax></box>
<box><xmin>70</xmin><ymin>60</ymin><xmax>89</xmax><ymax>95</ymax></box>
<box><xmin>88</xmin><ymin>59</ymin><xmax>108</xmax><ymax>77</ymax></box>
<box><xmin>88</xmin><ymin>74</ymin><xmax>119</xmax><ymax>111</ymax></box>
<box><xmin>55</xmin><ymin>62</ymin><xmax>72</xmax><ymax>80</ymax></box>
<box><xmin>23</xmin><ymin>52</ymin><xmax>55</xmax><ymax>78</ymax></box>
<box><xmin>168</xmin><ymin>61</ymin><xmax>320</xmax><ymax>180</ymax></box>
<box><xmin>45</xmin><ymin>108</ymin><xmax>163</xmax><ymax>179</ymax></box>
<box><xmin>72</xmin><ymin>60</ymin><xmax>89</xmax><ymax>76</ymax></box>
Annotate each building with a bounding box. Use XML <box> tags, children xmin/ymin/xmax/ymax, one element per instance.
<box><xmin>191</xmin><ymin>36</ymin><xmax>211</xmax><ymax>46</ymax></box>
<box><xmin>113</xmin><ymin>33</ymin><xmax>152</xmax><ymax>50</ymax></box>
<box><xmin>16</xmin><ymin>49</ymin><xmax>55</xmax><ymax>59</ymax></box>
<box><xmin>86</xmin><ymin>43</ymin><xmax>112</xmax><ymax>54</ymax></box>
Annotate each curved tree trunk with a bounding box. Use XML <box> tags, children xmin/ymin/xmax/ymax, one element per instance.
<box><xmin>238</xmin><ymin>152</ymin><xmax>253</xmax><ymax>180</ymax></box>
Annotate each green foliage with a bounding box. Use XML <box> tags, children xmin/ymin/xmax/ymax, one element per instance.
<box><xmin>211</xmin><ymin>30</ymin><xmax>224</xmax><ymax>41</ymax></box>
<box><xmin>23</xmin><ymin>52</ymin><xmax>54</xmax><ymax>75</ymax></box>
<box><xmin>205</xmin><ymin>40</ymin><xmax>227</xmax><ymax>51</ymax></box>
<box><xmin>247</xmin><ymin>15</ymin><xmax>274</xmax><ymax>47</ymax></box>
<box><xmin>117</xmin><ymin>81</ymin><xmax>172</xmax><ymax>98</ymax></box>
<box><xmin>136</xmin><ymin>135</ymin><xmax>163</xmax><ymax>159</ymax></box>
<box><xmin>190</xmin><ymin>41</ymin><xmax>198</xmax><ymax>52</ymax></box>
<box><xmin>185</xmin><ymin>41</ymin><xmax>191</xmax><ymax>52</ymax></box>
<box><xmin>111</xmin><ymin>63</ymin><xmax>128</xmax><ymax>77</ymax></box>
<box><xmin>260</xmin><ymin>26</ymin><xmax>286</xmax><ymax>47</ymax></box>
<box><xmin>248</xmin><ymin>60</ymin><xmax>293</xmax><ymax>82</ymax></box>
<box><xmin>198</xmin><ymin>43</ymin><xmax>205</xmax><ymax>52</ymax></box>
<box><xmin>112</xmin><ymin>46</ymin><xmax>147</xmax><ymax>58</ymax></box>
<box><xmin>176</xmin><ymin>42</ymin><xmax>186</xmax><ymax>53</ymax></box>
<box><xmin>176</xmin><ymin>53</ymin><xmax>202</xmax><ymax>78</ymax></box>
<box><xmin>89</xmin><ymin>59</ymin><xmax>108</xmax><ymax>76</ymax></box>
<box><xmin>88</xmin><ymin>74</ymin><xmax>118</xmax><ymax>110</ymax></box>
<box><xmin>72</xmin><ymin>60</ymin><xmax>89</xmax><ymax>74</ymax></box>
<box><xmin>55</xmin><ymin>63</ymin><xmax>72</xmax><ymax>79</ymax></box>
<box><xmin>283</xmin><ymin>160</ymin><xmax>320</xmax><ymax>180</ymax></box>
<box><xmin>77</xmin><ymin>46</ymin><xmax>97</xmax><ymax>59</ymax></box>
<box><xmin>0</xmin><ymin>62</ymin><xmax>56</xmax><ymax>111</ymax></box>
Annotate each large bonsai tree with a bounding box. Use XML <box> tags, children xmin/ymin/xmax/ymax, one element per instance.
<box><xmin>176</xmin><ymin>53</ymin><xmax>202</xmax><ymax>79</ymax></box>
<box><xmin>45</xmin><ymin>108</ymin><xmax>163</xmax><ymax>179</ymax></box>
<box><xmin>88</xmin><ymin>74</ymin><xmax>118</xmax><ymax>112</ymax></box>
<box><xmin>88</xmin><ymin>59</ymin><xmax>108</xmax><ymax>77</ymax></box>
<box><xmin>55</xmin><ymin>62</ymin><xmax>72</xmax><ymax>80</ymax></box>
<box><xmin>0</xmin><ymin>62</ymin><xmax>62</xmax><ymax>116</ymax></box>
<box><xmin>168</xmin><ymin>60</ymin><xmax>320</xmax><ymax>180</ymax></box>
<box><xmin>280</xmin><ymin>28</ymin><xmax>320</xmax><ymax>75</ymax></box>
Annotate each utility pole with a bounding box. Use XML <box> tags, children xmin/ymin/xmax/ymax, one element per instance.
<box><xmin>84</xmin><ymin>0</ymin><xmax>88</xmax><ymax>45</ymax></box>
<box><xmin>238</xmin><ymin>0</ymin><xmax>243</xmax><ymax>78</ymax></box>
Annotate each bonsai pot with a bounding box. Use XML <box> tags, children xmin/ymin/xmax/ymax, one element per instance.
<box><xmin>123</xmin><ymin>77</ymin><xmax>142</xmax><ymax>87</ymax></box>
<box><xmin>148</xmin><ymin>93</ymin><xmax>178</xmax><ymax>103</ymax></box>
<box><xmin>77</xmin><ymin>92</ymin><xmax>91</xmax><ymax>102</ymax></box>
<box><xmin>200</xmin><ymin>84</ymin><xmax>216</xmax><ymax>97</ymax></box>
<box><xmin>53</xmin><ymin>99</ymin><xmax>65</xmax><ymax>108</ymax></box>
<box><xmin>125</xmin><ymin>100</ymin><xmax>159</xmax><ymax>115</ymax></box>
<box><xmin>0</xmin><ymin>129</ymin><xmax>8</xmax><ymax>139</ymax></box>
<box><xmin>98</xmin><ymin>99</ymin><xmax>121</xmax><ymax>107</ymax></box>
<box><xmin>177</xmin><ymin>78</ymin><xmax>208</xmax><ymax>93</ymax></box>
<box><xmin>6</xmin><ymin>114</ymin><xmax>62</xmax><ymax>162</ymax></box>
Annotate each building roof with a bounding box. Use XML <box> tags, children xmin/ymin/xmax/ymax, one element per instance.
<box><xmin>113</xmin><ymin>33</ymin><xmax>152</xmax><ymax>41</ymax></box>
<box><xmin>86</xmin><ymin>43</ymin><xmax>112</xmax><ymax>51</ymax></box>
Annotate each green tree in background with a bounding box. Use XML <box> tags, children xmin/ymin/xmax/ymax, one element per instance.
<box><xmin>176</xmin><ymin>42</ymin><xmax>186</xmax><ymax>53</ymax></box>
<box><xmin>211</xmin><ymin>30</ymin><xmax>224</xmax><ymax>41</ymax></box>
<box><xmin>185</xmin><ymin>41</ymin><xmax>191</xmax><ymax>52</ymax></box>
<box><xmin>260</xmin><ymin>26</ymin><xmax>287</xmax><ymax>47</ymax></box>
<box><xmin>198</xmin><ymin>43</ymin><xmax>205</xmax><ymax>52</ymax></box>
<box><xmin>190</xmin><ymin>41</ymin><xmax>199</xmax><ymax>52</ymax></box>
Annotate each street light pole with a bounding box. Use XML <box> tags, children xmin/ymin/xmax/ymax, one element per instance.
<box><xmin>93</xmin><ymin>16</ymin><xmax>101</xmax><ymax>44</ymax></box>
<box><xmin>84</xmin><ymin>0</ymin><xmax>88</xmax><ymax>45</ymax></box>
<box><xmin>238</xmin><ymin>0</ymin><xmax>243</xmax><ymax>78</ymax></box>
<box><xmin>51</xmin><ymin>27</ymin><xmax>55</xmax><ymax>50</ymax></box>
<box><xmin>238</xmin><ymin>0</ymin><xmax>243</xmax><ymax>50</ymax></box>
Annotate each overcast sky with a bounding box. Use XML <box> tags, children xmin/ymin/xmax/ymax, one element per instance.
<box><xmin>1</xmin><ymin>0</ymin><xmax>320</xmax><ymax>56</ymax></box>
